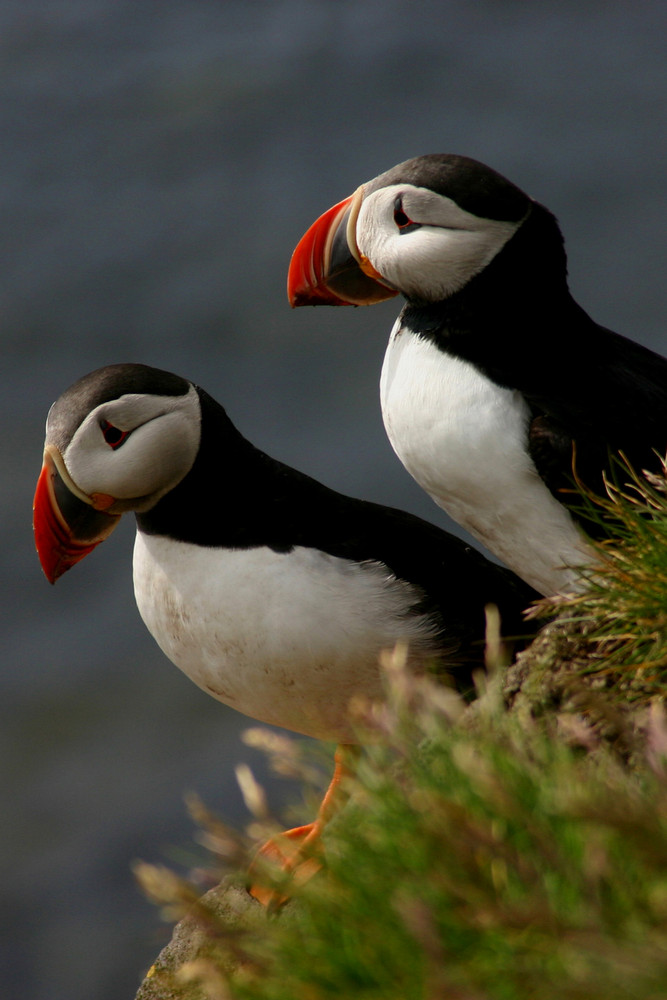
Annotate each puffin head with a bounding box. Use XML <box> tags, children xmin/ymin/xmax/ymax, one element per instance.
<box><xmin>287</xmin><ymin>153</ymin><xmax>532</xmax><ymax>307</ymax></box>
<box><xmin>33</xmin><ymin>363</ymin><xmax>201</xmax><ymax>582</ymax></box>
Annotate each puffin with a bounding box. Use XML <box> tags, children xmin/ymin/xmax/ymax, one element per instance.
<box><xmin>33</xmin><ymin>363</ymin><xmax>538</xmax><ymax>901</ymax></box>
<box><xmin>287</xmin><ymin>153</ymin><xmax>667</xmax><ymax>596</ymax></box>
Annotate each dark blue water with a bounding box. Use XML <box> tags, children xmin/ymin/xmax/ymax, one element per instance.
<box><xmin>2</xmin><ymin>2</ymin><xmax>666</xmax><ymax>996</ymax></box>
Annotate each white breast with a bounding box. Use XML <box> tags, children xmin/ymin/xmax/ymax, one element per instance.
<box><xmin>379</xmin><ymin>322</ymin><xmax>592</xmax><ymax>596</ymax></box>
<box><xmin>132</xmin><ymin>532</ymin><xmax>441</xmax><ymax>742</ymax></box>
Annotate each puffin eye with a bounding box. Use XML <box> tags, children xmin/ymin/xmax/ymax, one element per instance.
<box><xmin>393</xmin><ymin>196</ymin><xmax>420</xmax><ymax>233</ymax></box>
<box><xmin>100</xmin><ymin>419</ymin><xmax>130</xmax><ymax>450</ymax></box>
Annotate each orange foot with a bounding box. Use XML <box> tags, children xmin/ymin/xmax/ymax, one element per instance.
<box><xmin>248</xmin><ymin>821</ymin><xmax>324</xmax><ymax>908</ymax></box>
<box><xmin>247</xmin><ymin>745</ymin><xmax>359</xmax><ymax>909</ymax></box>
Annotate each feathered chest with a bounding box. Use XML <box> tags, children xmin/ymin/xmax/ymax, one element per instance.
<box><xmin>379</xmin><ymin>321</ymin><xmax>591</xmax><ymax>595</ymax></box>
<box><xmin>132</xmin><ymin>531</ymin><xmax>441</xmax><ymax>741</ymax></box>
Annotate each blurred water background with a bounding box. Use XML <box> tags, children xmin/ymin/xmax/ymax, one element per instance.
<box><xmin>2</xmin><ymin>2</ymin><xmax>666</xmax><ymax>997</ymax></box>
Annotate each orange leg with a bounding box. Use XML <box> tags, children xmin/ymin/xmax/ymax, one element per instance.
<box><xmin>248</xmin><ymin>744</ymin><xmax>358</xmax><ymax>908</ymax></box>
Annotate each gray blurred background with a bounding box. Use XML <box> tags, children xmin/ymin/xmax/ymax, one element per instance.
<box><xmin>2</xmin><ymin>2</ymin><xmax>666</xmax><ymax>997</ymax></box>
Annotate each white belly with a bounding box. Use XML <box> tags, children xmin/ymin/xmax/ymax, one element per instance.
<box><xmin>379</xmin><ymin>323</ymin><xmax>591</xmax><ymax>596</ymax></box>
<box><xmin>132</xmin><ymin>532</ymin><xmax>439</xmax><ymax>742</ymax></box>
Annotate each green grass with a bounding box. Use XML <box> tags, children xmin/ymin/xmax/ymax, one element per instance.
<box><xmin>136</xmin><ymin>458</ymin><xmax>667</xmax><ymax>1000</ymax></box>
<box><xmin>535</xmin><ymin>455</ymin><xmax>667</xmax><ymax>702</ymax></box>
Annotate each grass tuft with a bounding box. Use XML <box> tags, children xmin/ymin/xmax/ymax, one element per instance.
<box><xmin>533</xmin><ymin>454</ymin><xmax>667</xmax><ymax>703</ymax></box>
<box><xmin>137</xmin><ymin>670</ymin><xmax>667</xmax><ymax>1000</ymax></box>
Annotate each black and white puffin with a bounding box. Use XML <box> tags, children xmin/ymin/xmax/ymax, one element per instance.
<box><xmin>33</xmin><ymin>363</ymin><xmax>537</xmax><ymax>898</ymax></box>
<box><xmin>287</xmin><ymin>153</ymin><xmax>667</xmax><ymax>596</ymax></box>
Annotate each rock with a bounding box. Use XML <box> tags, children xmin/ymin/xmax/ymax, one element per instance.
<box><xmin>134</xmin><ymin>877</ymin><xmax>264</xmax><ymax>1000</ymax></box>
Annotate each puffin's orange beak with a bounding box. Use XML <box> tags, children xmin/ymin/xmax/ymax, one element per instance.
<box><xmin>33</xmin><ymin>449</ymin><xmax>120</xmax><ymax>583</ymax></box>
<box><xmin>287</xmin><ymin>187</ymin><xmax>398</xmax><ymax>308</ymax></box>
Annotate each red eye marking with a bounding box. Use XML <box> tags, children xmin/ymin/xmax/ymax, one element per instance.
<box><xmin>393</xmin><ymin>196</ymin><xmax>419</xmax><ymax>232</ymax></box>
<box><xmin>100</xmin><ymin>419</ymin><xmax>129</xmax><ymax>450</ymax></box>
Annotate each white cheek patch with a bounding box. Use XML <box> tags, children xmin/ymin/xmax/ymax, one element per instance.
<box><xmin>395</xmin><ymin>223</ymin><xmax>520</xmax><ymax>300</ymax></box>
<box><xmin>64</xmin><ymin>387</ymin><xmax>200</xmax><ymax>501</ymax></box>
<box><xmin>356</xmin><ymin>184</ymin><xmax>523</xmax><ymax>301</ymax></box>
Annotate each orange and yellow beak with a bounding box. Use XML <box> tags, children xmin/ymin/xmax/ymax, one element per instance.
<box><xmin>33</xmin><ymin>448</ymin><xmax>120</xmax><ymax>583</ymax></box>
<box><xmin>287</xmin><ymin>187</ymin><xmax>398</xmax><ymax>308</ymax></box>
